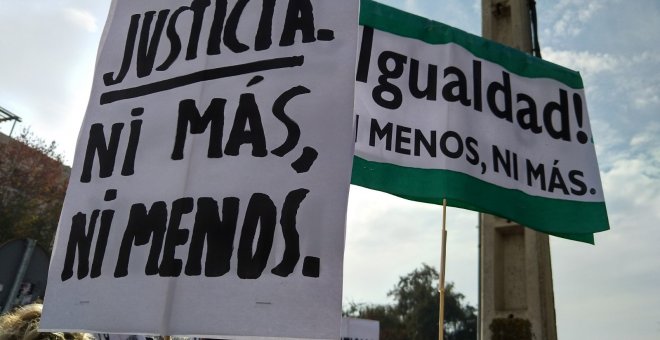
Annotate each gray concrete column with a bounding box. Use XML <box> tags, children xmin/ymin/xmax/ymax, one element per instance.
<box><xmin>480</xmin><ymin>1</ymin><xmax>557</xmax><ymax>339</ymax></box>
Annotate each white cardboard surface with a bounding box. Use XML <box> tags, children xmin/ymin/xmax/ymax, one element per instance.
<box><xmin>42</xmin><ymin>1</ymin><xmax>359</xmax><ymax>339</ymax></box>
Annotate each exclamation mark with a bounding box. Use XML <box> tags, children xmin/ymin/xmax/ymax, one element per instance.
<box><xmin>573</xmin><ymin>94</ymin><xmax>589</xmax><ymax>144</ymax></box>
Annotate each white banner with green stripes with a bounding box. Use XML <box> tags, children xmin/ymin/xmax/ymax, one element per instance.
<box><xmin>352</xmin><ymin>0</ymin><xmax>609</xmax><ymax>243</ymax></box>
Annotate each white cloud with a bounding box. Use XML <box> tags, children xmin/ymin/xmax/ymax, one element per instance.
<box><xmin>542</xmin><ymin>47</ymin><xmax>660</xmax><ymax>116</ymax></box>
<box><xmin>0</xmin><ymin>2</ymin><xmax>110</xmax><ymax>161</ymax></box>
<box><xmin>552</xmin><ymin>121</ymin><xmax>660</xmax><ymax>339</ymax></box>
<box><xmin>577</xmin><ymin>1</ymin><xmax>604</xmax><ymax>22</ymax></box>
<box><xmin>542</xmin><ymin>47</ymin><xmax>622</xmax><ymax>75</ymax></box>
<box><xmin>627</xmin><ymin>125</ymin><xmax>660</xmax><ymax>182</ymax></box>
<box><xmin>545</xmin><ymin>0</ymin><xmax>610</xmax><ymax>38</ymax></box>
<box><xmin>589</xmin><ymin>119</ymin><xmax>630</xmax><ymax>173</ymax></box>
<box><xmin>344</xmin><ymin>186</ymin><xmax>479</xmax><ymax>306</ymax></box>
<box><xmin>630</xmin><ymin>124</ymin><xmax>660</xmax><ymax>148</ymax></box>
<box><xmin>598</xmin><ymin>125</ymin><xmax>660</xmax><ymax>223</ymax></box>
<box><xmin>626</xmin><ymin>78</ymin><xmax>660</xmax><ymax>109</ymax></box>
<box><xmin>64</xmin><ymin>8</ymin><xmax>99</xmax><ymax>33</ymax></box>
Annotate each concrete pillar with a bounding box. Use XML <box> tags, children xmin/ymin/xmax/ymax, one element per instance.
<box><xmin>480</xmin><ymin>1</ymin><xmax>557</xmax><ymax>339</ymax></box>
<box><xmin>482</xmin><ymin>0</ymin><xmax>533</xmax><ymax>53</ymax></box>
<box><xmin>480</xmin><ymin>215</ymin><xmax>557</xmax><ymax>340</ymax></box>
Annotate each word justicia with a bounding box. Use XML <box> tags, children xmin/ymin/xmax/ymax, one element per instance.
<box><xmin>104</xmin><ymin>0</ymin><xmax>333</xmax><ymax>86</ymax></box>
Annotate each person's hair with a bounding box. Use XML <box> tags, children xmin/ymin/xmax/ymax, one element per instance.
<box><xmin>0</xmin><ymin>303</ymin><xmax>92</xmax><ymax>340</ymax></box>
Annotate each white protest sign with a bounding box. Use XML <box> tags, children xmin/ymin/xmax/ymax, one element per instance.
<box><xmin>352</xmin><ymin>0</ymin><xmax>608</xmax><ymax>243</ymax></box>
<box><xmin>41</xmin><ymin>0</ymin><xmax>359</xmax><ymax>338</ymax></box>
<box><xmin>340</xmin><ymin>317</ymin><xmax>379</xmax><ymax>340</ymax></box>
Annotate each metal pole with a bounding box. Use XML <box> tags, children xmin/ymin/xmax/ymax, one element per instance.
<box><xmin>477</xmin><ymin>215</ymin><xmax>482</xmax><ymax>340</ymax></box>
<box><xmin>2</xmin><ymin>239</ymin><xmax>36</xmax><ymax>313</ymax></box>
<box><xmin>438</xmin><ymin>199</ymin><xmax>448</xmax><ymax>340</ymax></box>
<box><xmin>9</xmin><ymin>120</ymin><xmax>17</xmax><ymax>137</ymax></box>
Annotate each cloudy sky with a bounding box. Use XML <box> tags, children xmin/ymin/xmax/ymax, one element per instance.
<box><xmin>1</xmin><ymin>0</ymin><xmax>659</xmax><ymax>339</ymax></box>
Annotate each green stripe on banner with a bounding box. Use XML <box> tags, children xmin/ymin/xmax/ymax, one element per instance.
<box><xmin>359</xmin><ymin>0</ymin><xmax>584</xmax><ymax>89</ymax></box>
<box><xmin>351</xmin><ymin>156</ymin><xmax>609</xmax><ymax>244</ymax></box>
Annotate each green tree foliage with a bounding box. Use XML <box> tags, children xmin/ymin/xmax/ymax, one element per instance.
<box><xmin>345</xmin><ymin>264</ymin><xmax>477</xmax><ymax>340</ymax></box>
<box><xmin>0</xmin><ymin>129</ymin><xmax>68</xmax><ymax>250</ymax></box>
